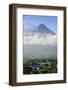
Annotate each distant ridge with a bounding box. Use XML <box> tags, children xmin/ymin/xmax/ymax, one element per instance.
<box><xmin>47</xmin><ymin>56</ymin><xmax>57</xmax><ymax>60</ymax></box>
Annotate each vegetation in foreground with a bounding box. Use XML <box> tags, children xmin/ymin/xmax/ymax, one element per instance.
<box><xmin>23</xmin><ymin>58</ymin><xmax>57</xmax><ymax>75</ymax></box>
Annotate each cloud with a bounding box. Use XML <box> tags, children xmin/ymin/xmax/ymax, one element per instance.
<box><xmin>24</xmin><ymin>34</ymin><xmax>57</xmax><ymax>46</ymax></box>
<box><xmin>24</xmin><ymin>23</ymin><xmax>35</xmax><ymax>32</ymax></box>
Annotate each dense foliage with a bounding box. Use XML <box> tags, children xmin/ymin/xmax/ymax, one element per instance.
<box><xmin>23</xmin><ymin>58</ymin><xmax>57</xmax><ymax>74</ymax></box>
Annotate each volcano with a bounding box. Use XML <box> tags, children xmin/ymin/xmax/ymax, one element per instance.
<box><xmin>36</xmin><ymin>24</ymin><xmax>55</xmax><ymax>35</ymax></box>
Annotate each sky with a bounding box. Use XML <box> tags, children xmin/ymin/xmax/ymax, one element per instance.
<box><xmin>23</xmin><ymin>15</ymin><xmax>57</xmax><ymax>58</ymax></box>
<box><xmin>23</xmin><ymin>15</ymin><xmax>57</xmax><ymax>33</ymax></box>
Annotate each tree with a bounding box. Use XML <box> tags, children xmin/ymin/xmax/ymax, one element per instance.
<box><xmin>40</xmin><ymin>64</ymin><xmax>50</xmax><ymax>73</ymax></box>
<box><xmin>23</xmin><ymin>66</ymin><xmax>32</xmax><ymax>74</ymax></box>
<box><xmin>32</xmin><ymin>68</ymin><xmax>39</xmax><ymax>74</ymax></box>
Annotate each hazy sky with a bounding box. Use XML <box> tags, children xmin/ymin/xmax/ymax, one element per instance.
<box><xmin>23</xmin><ymin>15</ymin><xmax>57</xmax><ymax>58</ymax></box>
<box><xmin>23</xmin><ymin>15</ymin><xmax>57</xmax><ymax>33</ymax></box>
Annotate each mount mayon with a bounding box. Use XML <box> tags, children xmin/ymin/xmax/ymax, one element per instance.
<box><xmin>35</xmin><ymin>24</ymin><xmax>55</xmax><ymax>35</ymax></box>
<box><xmin>24</xmin><ymin>24</ymin><xmax>57</xmax><ymax>59</ymax></box>
<box><xmin>24</xmin><ymin>24</ymin><xmax>56</xmax><ymax>35</ymax></box>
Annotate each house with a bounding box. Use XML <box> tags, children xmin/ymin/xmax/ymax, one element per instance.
<box><xmin>33</xmin><ymin>63</ymin><xmax>41</xmax><ymax>72</ymax></box>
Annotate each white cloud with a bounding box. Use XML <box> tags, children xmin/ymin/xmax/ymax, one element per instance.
<box><xmin>24</xmin><ymin>23</ymin><xmax>35</xmax><ymax>32</ymax></box>
<box><xmin>24</xmin><ymin>34</ymin><xmax>57</xmax><ymax>46</ymax></box>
